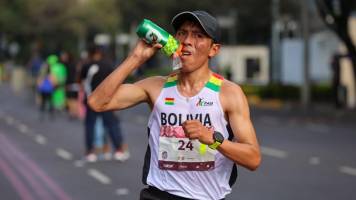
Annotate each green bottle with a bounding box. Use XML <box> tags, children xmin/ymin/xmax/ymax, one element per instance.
<box><xmin>136</xmin><ymin>19</ymin><xmax>182</xmax><ymax>57</ymax></box>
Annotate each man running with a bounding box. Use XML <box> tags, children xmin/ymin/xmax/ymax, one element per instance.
<box><xmin>89</xmin><ymin>10</ymin><xmax>261</xmax><ymax>200</ymax></box>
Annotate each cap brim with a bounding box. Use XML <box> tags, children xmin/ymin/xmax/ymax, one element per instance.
<box><xmin>171</xmin><ymin>11</ymin><xmax>211</xmax><ymax>39</ymax></box>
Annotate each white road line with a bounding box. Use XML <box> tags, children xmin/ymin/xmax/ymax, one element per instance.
<box><xmin>260</xmin><ymin>146</ymin><xmax>287</xmax><ymax>159</ymax></box>
<box><xmin>56</xmin><ymin>148</ymin><xmax>73</xmax><ymax>160</ymax></box>
<box><xmin>18</xmin><ymin>124</ymin><xmax>29</xmax><ymax>133</ymax></box>
<box><xmin>339</xmin><ymin>166</ymin><xmax>356</xmax><ymax>176</ymax></box>
<box><xmin>116</xmin><ymin>188</ymin><xmax>129</xmax><ymax>196</ymax></box>
<box><xmin>309</xmin><ymin>157</ymin><xmax>320</xmax><ymax>165</ymax></box>
<box><xmin>17</xmin><ymin>124</ymin><xmax>32</xmax><ymax>136</ymax></box>
<box><xmin>87</xmin><ymin>169</ymin><xmax>111</xmax><ymax>185</ymax></box>
<box><xmin>34</xmin><ymin>134</ymin><xmax>47</xmax><ymax>145</ymax></box>
<box><xmin>5</xmin><ymin>116</ymin><xmax>15</xmax><ymax>125</ymax></box>
<box><xmin>74</xmin><ymin>160</ymin><xmax>85</xmax><ymax>168</ymax></box>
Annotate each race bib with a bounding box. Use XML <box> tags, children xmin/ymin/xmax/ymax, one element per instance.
<box><xmin>158</xmin><ymin>125</ymin><xmax>216</xmax><ymax>171</ymax></box>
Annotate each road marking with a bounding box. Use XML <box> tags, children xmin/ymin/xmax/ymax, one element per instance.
<box><xmin>17</xmin><ymin>124</ymin><xmax>32</xmax><ymax>136</ymax></box>
<box><xmin>309</xmin><ymin>157</ymin><xmax>320</xmax><ymax>165</ymax></box>
<box><xmin>74</xmin><ymin>160</ymin><xmax>85</xmax><ymax>168</ymax></box>
<box><xmin>56</xmin><ymin>148</ymin><xmax>73</xmax><ymax>160</ymax></box>
<box><xmin>34</xmin><ymin>135</ymin><xmax>47</xmax><ymax>145</ymax></box>
<box><xmin>5</xmin><ymin>116</ymin><xmax>15</xmax><ymax>125</ymax></box>
<box><xmin>261</xmin><ymin>146</ymin><xmax>287</xmax><ymax>159</ymax></box>
<box><xmin>88</xmin><ymin>169</ymin><xmax>111</xmax><ymax>185</ymax></box>
<box><xmin>116</xmin><ymin>188</ymin><xmax>129</xmax><ymax>196</ymax></box>
<box><xmin>339</xmin><ymin>166</ymin><xmax>356</xmax><ymax>176</ymax></box>
<box><xmin>0</xmin><ymin>133</ymin><xmax>72</xmax><ymax>200</ymax></box>
<box><xmin>0</xmin><ymin>141</ymin><xmax>53</xmax><ymax>200</ymax></box>
<box><xmin>0</xmin><ymin>152</ymin><xmax>36</xmax><ymax>200</ymax></box>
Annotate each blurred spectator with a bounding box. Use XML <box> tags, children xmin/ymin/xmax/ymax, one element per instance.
<box><xmin>0</xmin><ymin>63</ymin><xmax>4</xmax><ymax>83</ymax></box>
<box><xmin>47</xmin><ymin>55</ymin><xmax>67</xmax><ymax>112</ymax></box>
<box><xmin>27</xmin><ymin>52</ymin><xmax>44</xmax><ymax>96</ymax></box>
<box><xmin>331</xmin><ymin>53</ymin><xmax>343</xmax><ymax>108</ymax></box>
<box><xmin>79</xmin><ymin>45</ymin><xmax>129</xmax><ymax>162</ymax></box>
<box><xmin>37</xmin><ymin>65</ymin><xmax>55</xmax><ymax>120</ymax></box>
<box><xmin>28</xmin><ymin>52</ymin><xmax>44</xmax><ymax>79</ymax></box>
<box><xmin>60</xmin><ymin>51</ymin><xmax>80</xmax><ymax>119</ymax></box>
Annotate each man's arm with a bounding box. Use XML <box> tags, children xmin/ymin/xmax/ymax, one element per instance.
<box><xmin>182</xmin><ymin>81</ymin><xmax>261</xmax><ymax>171</ymax></box>
<box><xmin>88</xmin><ymin>40</ymin><xmax>162</xmax><ymax>112</ymax></box>
<box><xmin>218</xmin><ymin>82</ymin><xmax>261</xmax><ymax>170</ymax></box>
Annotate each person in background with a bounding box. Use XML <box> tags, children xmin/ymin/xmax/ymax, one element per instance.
<box><xmin>60</xmin><ymin>51</ymin><xmax>80</xmax><ymax>119</ymax></box>
<box><xmin>37</xmin><ymin>65</ymin><xmax>56</xmax><ymax>120</ymax></box>
<box><xmin>79</xmin><ymin>45</ymin><xmax>129</xmax><ymax>162</ymax></box>
<box><xmin>28</xmin><ymin>52</ymin><xmax>44</xmax><ymax>91</ymax></box>
<box><xmin>47</xmin><ymin>54</ymin><xmax>67</xmax><ymax>112</ymax></box>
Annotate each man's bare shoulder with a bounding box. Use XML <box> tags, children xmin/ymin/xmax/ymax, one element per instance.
<box><xmin>220</xmin><ymin>79</ymin><xmax>247</xmax><ymax>111</ymax></box>
<box><xmin>221</xmin><ymin>79</ymin><xmax>244</xmax><ymax>97</ymax></box>
<box><xmin>134</xmin><ymin>75</ymin><xmax>167</xmax><ymax>90</ymax></box>
<box><xmin>134</xmin><ymin>75</ymin><xmax>172</xmax><ymax>106</ymax></box>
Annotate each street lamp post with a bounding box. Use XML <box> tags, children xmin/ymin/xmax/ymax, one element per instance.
<box><xmin>271</xmin><ymin>0</ymin><xmax>281</xmax><ymax>83</ymax></box>
<box><xmin>301</xmin><ymin>0</ymin><xmax>311</xmax><ymax>108</ymax></box>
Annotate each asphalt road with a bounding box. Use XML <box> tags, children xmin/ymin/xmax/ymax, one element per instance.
<box><xmin>1</xmin><ymin>83</ymin><xmax>356</xmax><ymax>200</ymax></box>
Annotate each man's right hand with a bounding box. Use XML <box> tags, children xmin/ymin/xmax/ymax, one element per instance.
<box><xmin>130</xmin><ymin>40</ymin><xmax>163</xmax><ymax>64</ymax></box>
<box><xmin>88</xmin><ymin>39</ymin><xmax>162</xmax><ymax>112</ymax></box>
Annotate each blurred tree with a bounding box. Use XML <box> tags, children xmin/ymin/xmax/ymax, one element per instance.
<box><xmin>116</xmin><ymin>0</ymin><xmax>300</xmax><ymax>44</ymax></box>
<box><xmin>0</xmin><ymin>0</ymin><xmax>303</xmax><ymax>62</ymax></box>
<box><xmin>315</xmin><ymin>0</ymin><xmax>356</xmax><ymax>80</ymax></box>
<box><xmin>0</xmin><ymin>0</ymin><xmax>120</xmax><ymax>62</ymax></box>
<box><xmin>0</xmin><ymin>0</ymin><xmax>25</xmax><ymax>34</ymax></box>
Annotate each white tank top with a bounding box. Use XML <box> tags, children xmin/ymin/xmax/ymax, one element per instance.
<box><xmin>143</xmin><ymin>73</ymin><xmax>238</xmax><ymax>200</ymax></box>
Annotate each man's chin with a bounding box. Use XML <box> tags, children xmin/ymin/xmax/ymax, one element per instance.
<box><xmin>179</xmin><ymin>66</ymin><xmax>192</xmax><ymax>73</ymax></box>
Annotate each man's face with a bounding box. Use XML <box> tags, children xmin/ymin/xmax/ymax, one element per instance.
<box><xmin>175</xmin><ymin>21</ymin><xmax>219</xmax><ymax>72</ymax></box>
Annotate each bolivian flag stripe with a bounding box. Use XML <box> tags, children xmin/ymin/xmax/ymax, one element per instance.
<box><xmin>164</xmin><ymin>74</ymin><xmax>178</xmax><ymax>88</ymax></box>
<box><xmin>165</xmin><ymin>97</ymin><xmax>174</xmax><ymax>105</ymax></box>
<box><xmin>206</xmin><ymin>73</ymin><xmax>223</xmax><ymax>92</ymax></box>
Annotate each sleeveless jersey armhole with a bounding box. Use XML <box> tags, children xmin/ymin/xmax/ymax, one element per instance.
<box><xmin>147</xmin><ymin>73</ymin><xmax>178</xmax><ymax>127</ymax></box>
<box><xmin>208</xmin><ymin>73</ymin><xmax>228</xmax><ymax>126</ymax></box>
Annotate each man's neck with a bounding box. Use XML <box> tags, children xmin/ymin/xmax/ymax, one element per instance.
<box><xmin>177</xmin><ymin>67</ymin><xmax>212</xmax><ymax>97</ymax></box>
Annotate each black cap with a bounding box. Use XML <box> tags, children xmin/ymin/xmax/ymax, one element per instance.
<box><xmin>171</xmin><ymin>10</ymin><xmax>221</xmax><ymax>43</ymax></box>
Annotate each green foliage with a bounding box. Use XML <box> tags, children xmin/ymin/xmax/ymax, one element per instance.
<box><xmin>241</xmin><ymin>84</ymin><xmax>300</xmax><ymax>100</ymax></box>
<box><xmin>0</xmin><ymin>0</ymin><xmax>305</xmax><ymax>62</ymax></box>
<box><xmin>0</xmin><ymin>0</ymin><xmax>120</xmax><ymax>63</ymax></box>
<box><xmin>241</xmin><ymin>84</ymin><xmax>333</xmax><ymax>102</ymax></box>
<box><xmin>310</xmin><ymin>84</ymin><xmax>333</xmax><ymax>102</ymax></box>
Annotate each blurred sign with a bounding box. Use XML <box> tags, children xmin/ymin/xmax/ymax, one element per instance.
<box><xmin>218</xmin><ymin>45</ymin><xmax>269</xmax><ymax>84</ymax></box>
<box><xmin>94</xmin><ymin>34</ymin><xmax>111</xmax><ymax>46</ymax></box>
<box><xmin>9</xmin><ymin>42</ymin><xmax>19</xmax><ymax>57</ymax></box>
<box><xmin>217</xmin><ymin>16</ymin><xmax>235</xmax><ymax>28</ymax></box>
<box><xmin>116</xmin><ymin>34</ymin><xmax>130</xmax><ymax>45</ymax></box>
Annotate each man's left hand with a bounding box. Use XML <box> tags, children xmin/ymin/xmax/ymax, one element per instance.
<box><xmin>182</xmin><ymin>120</ymin><xmax>214</xmax><ymax>145</ymax></box>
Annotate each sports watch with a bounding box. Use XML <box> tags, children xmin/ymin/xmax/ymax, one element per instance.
<box><xmin>208</xmin><ymin>131</ymin><xmax>224</xmax><ymax>150</ymax></box>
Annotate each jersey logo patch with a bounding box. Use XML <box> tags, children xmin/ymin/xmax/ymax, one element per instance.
<box><xmin>196</xmin><ymin>97</ymin><xmax>213</xmax><ymax>106</ymax></box>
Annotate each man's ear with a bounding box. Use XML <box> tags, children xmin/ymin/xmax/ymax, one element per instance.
<box><xmin>208</xmin><ymin>43</ymin><xmax>221</xmax><ymax>58</ymax></box>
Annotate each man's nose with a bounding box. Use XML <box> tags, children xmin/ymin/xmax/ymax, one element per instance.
<box><xmin>181</xmin><ymin>33</ymin><xmax>194</xmax><ymax>45</ymax></box>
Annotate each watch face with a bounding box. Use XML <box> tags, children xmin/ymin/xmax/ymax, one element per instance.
<box><xmin>214</xmin><ymin>131</ymin><xmax>224</xmax><ymax>143</ymax></box>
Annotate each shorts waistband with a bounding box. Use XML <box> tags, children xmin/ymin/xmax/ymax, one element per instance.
<box><xmin>141</xmin><ymin>186</ymin><xmax>225</xmax><ymax>200</ymax></box>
